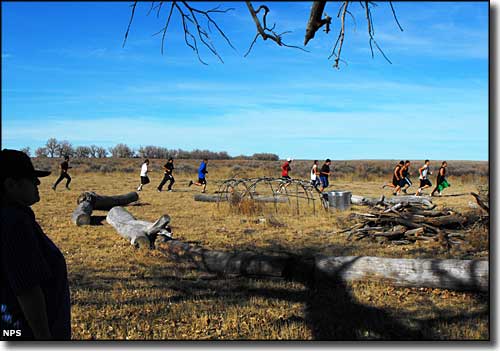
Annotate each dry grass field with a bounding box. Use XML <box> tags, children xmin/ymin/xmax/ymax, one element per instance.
<box><xmin>31</xmin><ymin>158</ymin><xmax>489</xmax><ymax>340</ymax></box>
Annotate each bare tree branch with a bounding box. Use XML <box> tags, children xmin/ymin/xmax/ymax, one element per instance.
<box><xmin>245</xmin><ymin>1</ymin><xmax>308</xmax><ymax>57</ymax></box>
<box><xmin>122</xmin><ymin>1</ymin><xmax>138</xmax><ymax>48</ymax></box>
<box><xmin>304</xmin><ymin>1</ymin><xmax>332</xmax><ymax>46</ymax></box>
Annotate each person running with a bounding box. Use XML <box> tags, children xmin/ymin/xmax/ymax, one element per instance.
<box><xmin>188</xmin><ymin>158</ymin><xmax>208</xmax><ymax>193</ymax></box>
<box><xmin>431</xmin><ymin>161</ymin><xmax>450</xmax><ymax>196</ymax></box>
<box><xmin>319</xmin><ymin>159</ymin><xmax>332</xmax><ymax>192</ymax></box>
<box><xmin>415</xmin><ymin>160</ymin><xmax>432</xmax><ymax>196</ymax></box>
<box><xmin>398</xmin><ymin>160</ymin><xmax>412</xmax><ymax>194</ymax></box>
<box><xmin>137</xmin><ymin>159</ymin><xmax>150</xmax><ymax>191</ymax></box>
<box><xmin>157</xmin><ymin>158</ymin><xmax>175</xmax><ymax>192</ymax></box>
<box><xmin>1</xmin><ymin>149</ymin><xmax>71</xmax><ymax>340</ymax></box>
<box><xmin>52</xmin><ymin>155</ymin><xmax>72</xmax><ymax>191</ymax></box>
<box><xmin>310</xmin><ymin>160</ymin><xmax>320</xmax><ymax>190</ymax></box>
<box><xmin>277</xmin><ymin>158</ymin><xmax>292</xmax><ymax>193</ymax></box>
<box><xmin>382</xmin><ymin>160</ymin><xmax>404</xmax><ymax>191</ymax></box>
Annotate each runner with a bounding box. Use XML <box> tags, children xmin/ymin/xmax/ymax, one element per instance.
<box><xmin>137</xmin><ymin>159</ymin><xmax>150</xmax><ymax>191</ymax></box>
<box><xmin>431</xmin><ymin>161</ymin><xmax>450</xmax><ymax>196</ymax></box>
<box><xmin>277</xmin><ymin>158</ymin><xmax>292</xmax><ymax>193</ymax></box>
<box><xmin>319</xmin><ymin>159</ymin><xmax>332</xmax><ymax>192</ymax></box>
<box><xmin>415</xmin><ymin>160</ymin><xmax>432</xmax><ymax>196</ymax></box>
<box><xmin>157</xmin><ymin>157</ymin><xmax>175</xmax><ymax>192</ymax></box>
<box><xmin>399</xmin><ymin>160</ymin><xmax>412</xmax><ymax>194</ymax></box>
<box><xmin>52</xmin><ymin>155</ymin><xmax>72</xmax><ymax>191</ymax></box>
<box><xmin>188</xmin><ymin>158</ymin><xmax>208</xmax><ymax>193</ymax></box>
<box><xmin>310</xmin><ymin>160</ymin><xmax>320</xmax><ymax>190</ymax></box>
<box><xmin>382</xmin><ymin>160</ymin><xmax>404</xmax><ymax>192</ymax></box>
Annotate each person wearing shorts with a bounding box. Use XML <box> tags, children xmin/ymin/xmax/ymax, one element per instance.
<box><xmin>277</xmin><ymin>158</ymin><xmax>292</xmax><ymax>193</ymax></box>
<box><xmin>415</xmin><ymin>160</ymin><xmax>432</xmax><ymax>196</ymax></box>
<box><xmin>398</xmin><ymin>160</ymin><xmax>412</xmax><ymax>194</ymax></box>
<box><xmin>188</xmin><ymin>158</ymin><xmax>208</xmax><ymax>193</ymax></box>
<box><xmin>137</xmin><ymin>159</ymin><xmax>150</xmax><ymax>191</ymax></box>
<box><xmin>382</xmin><ymin>160</ymin><xmax>404</xmax><ymax>191</ymax></box>
<box><xmin>310</xmin><ymin>160</ymin><xmax>320</xmax><ymax>190</ymax></box>
<box><xmin>431</xmin><ymin>161</ymin><xmax>449</xmax><ymax>196</ymax></box>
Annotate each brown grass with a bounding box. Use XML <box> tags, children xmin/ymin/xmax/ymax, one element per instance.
<box><xmin>32</xmin><ymin>159</ymin><xmax>489</xmax><ymax>340</ymax></box>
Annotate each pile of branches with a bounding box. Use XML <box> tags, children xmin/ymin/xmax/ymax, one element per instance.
<box><xmin>339</xmin><ymin>199</ymin><xmax>485</xmax><ymax>248</ymax></box>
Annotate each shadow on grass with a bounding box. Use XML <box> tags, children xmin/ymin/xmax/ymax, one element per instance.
<box><xmin>69</xmin><ymin>241</ymin><xmax>489</xmax><ymax>340</ymax></box>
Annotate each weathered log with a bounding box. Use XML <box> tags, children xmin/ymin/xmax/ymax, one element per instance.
<box><xmin>387</xmin><ymin>195</ymin><xmax>434</xmax><ymax>209</ymax></box>
<box><xmin>71</xmin><ymin>200</ymin><xmax>94</xmax><ymax>226</ymax></box>
<box><xmin>194</xmin><ymin>194</ymin><xmax>287</xmax><ymax>203</ymax></box>
<box><xmin>470</xmin><ymin>192</ymin><xmax>489</xmax><ymax>213</ymax></box>
<box><xmin>72</xmin><ymin>191</ymin><xmax>139</xmax><ymax>226</ymax></box>
<box><xmin>156</xmin><ymin>240</ymin><xmax>290</xmax><ymax>277</ymax></box>
<box><xmin>315</xmin><ymin>256</ymin><xmax>488</xmax><ymax>292</ymax></box>
<box><xmin>106</xmin><ymin>206</ymin><xmax>171</xmax><ymax>249</ymax></box>
<box><xmin>351</xmin><ymin>194</ymin><xmax>433</xmax><ymax>209</ymax></box>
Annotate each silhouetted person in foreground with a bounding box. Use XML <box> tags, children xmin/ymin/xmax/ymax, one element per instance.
<box><xmin>1</xmin><ymin>149</ymin><xmax>71</xmax><ymax>340</ymax></box>
<box><xmin>52</xmin><ymin>155</ymin><xmax>71</xmax><ymax>190</ymax></box>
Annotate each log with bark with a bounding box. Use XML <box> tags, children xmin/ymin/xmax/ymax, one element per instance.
<box><xmin>106</xmin><ymin>206</ymin><xmax>172</xmax><ymax>249</ymax></box>
<box><xmin>72</xmin><ymin>191</ymin><xmax>139</xmax><ymax>226</ymax></box>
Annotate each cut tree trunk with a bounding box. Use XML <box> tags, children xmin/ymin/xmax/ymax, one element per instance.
<box><xmin>72</xmin><ymin>191</ymin><xmax>138</xmax><ymax>226</ymax></box>
<box><xmin>351</xmin><ymin>194</ymin><xmax>433</xmax><ymax>209</ymax></box>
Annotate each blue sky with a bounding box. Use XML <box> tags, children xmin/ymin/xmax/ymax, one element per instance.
<box><xmin>2</xmin><ymin>1</ymin><xmax>489</xmax><ymax>160</ymax></box>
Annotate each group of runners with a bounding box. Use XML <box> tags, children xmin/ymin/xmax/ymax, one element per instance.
<box><xmin>382</xmin><ymin>160</ymin><xmax>450</xmax><ymax>196</ymax></box>
<box><xmin>49</xmin><ymin>155</ymin><xmax>451</xmax><ymax>197</ymax></box>
<box><xmin>279</xmin><ymin>158</ymin><xmax>332</xmax><ymax>193</ymax></box>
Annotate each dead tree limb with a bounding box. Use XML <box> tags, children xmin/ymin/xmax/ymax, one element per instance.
<box><xmin>304</xmin><ymin>1</ymin><xmax>332</xmax><ymax>45</ymax></box>
<box><xmin>244</xmin><ymin>1</ymin><xmax>308</xmax><ymax>56</ymax></box>
<box><xmin>471</xmin><ymin>192</ymin><xmax>489</xmax><ymax>213</ymax></box>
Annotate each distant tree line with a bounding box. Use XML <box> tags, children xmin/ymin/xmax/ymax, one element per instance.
<box><xmin>27</xmin><ymin>138</ymin><xmax>279</xmax><ymax>161</ymax></box>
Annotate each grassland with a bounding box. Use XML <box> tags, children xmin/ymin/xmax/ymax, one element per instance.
<box><xmin>31</xmin><ymin>158</ymin><xmax>489</xmax><ymax>340</ymax></box>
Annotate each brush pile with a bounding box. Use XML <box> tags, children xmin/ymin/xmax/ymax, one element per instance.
<box><xmin>340</xmin><ymin>194</ymin><xmax>488</xmax><ymax>248</ymax></box>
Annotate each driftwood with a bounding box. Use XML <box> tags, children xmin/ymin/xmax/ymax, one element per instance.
<box><xmin>72</xmin><ymin>191</ymin><xmax>139</xmax><ymax>226</ymax></box>
<box><xmin>106</xmin><ymin>206</ymin><xmax>171</xmax><ymax>249</ymax></box>
<box><xmin>194</xmin><ymin>194</ymin><xmax>287</xmax><ymax>203</ymax></box>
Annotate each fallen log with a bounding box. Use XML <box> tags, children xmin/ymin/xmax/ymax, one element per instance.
<box><xmin>194</xmin><ymin>194</ymin><xmax>287</xmax><ymax>203</ymax></box>
<box><xmin>106</xmin><ymin>206</ymin><xmax>171</xmax><ymax>249</ymax></box>
<box><xmin>105</xmin><ymin>208</ymin><xmax>488</xmax><ymax>291</ymax></box>
<box><xmin>351</xmin><ymin>194</ymin><xmax>434</xmax><ymax>209</ymax></box>
<box><xmin>315</xmin><ymin>256</ymin><xmax>488</xmax><ymax>292</ymax></box>
<box><xmin>72</xmin><ymin>191</ymin><xmax>139</xmax><ymax>226</ymax></box>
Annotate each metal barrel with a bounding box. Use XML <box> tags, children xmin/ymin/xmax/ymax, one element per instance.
<box><xmin>327</xmin><ymin>190</ymin><xmax>352</xmax><ymax>210</ymax></box>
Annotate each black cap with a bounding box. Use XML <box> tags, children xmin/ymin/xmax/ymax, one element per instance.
<box><xmin>0</xmin><ymin>149</ymin><xmax>51</xmax><ymax>180</ymax></box>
